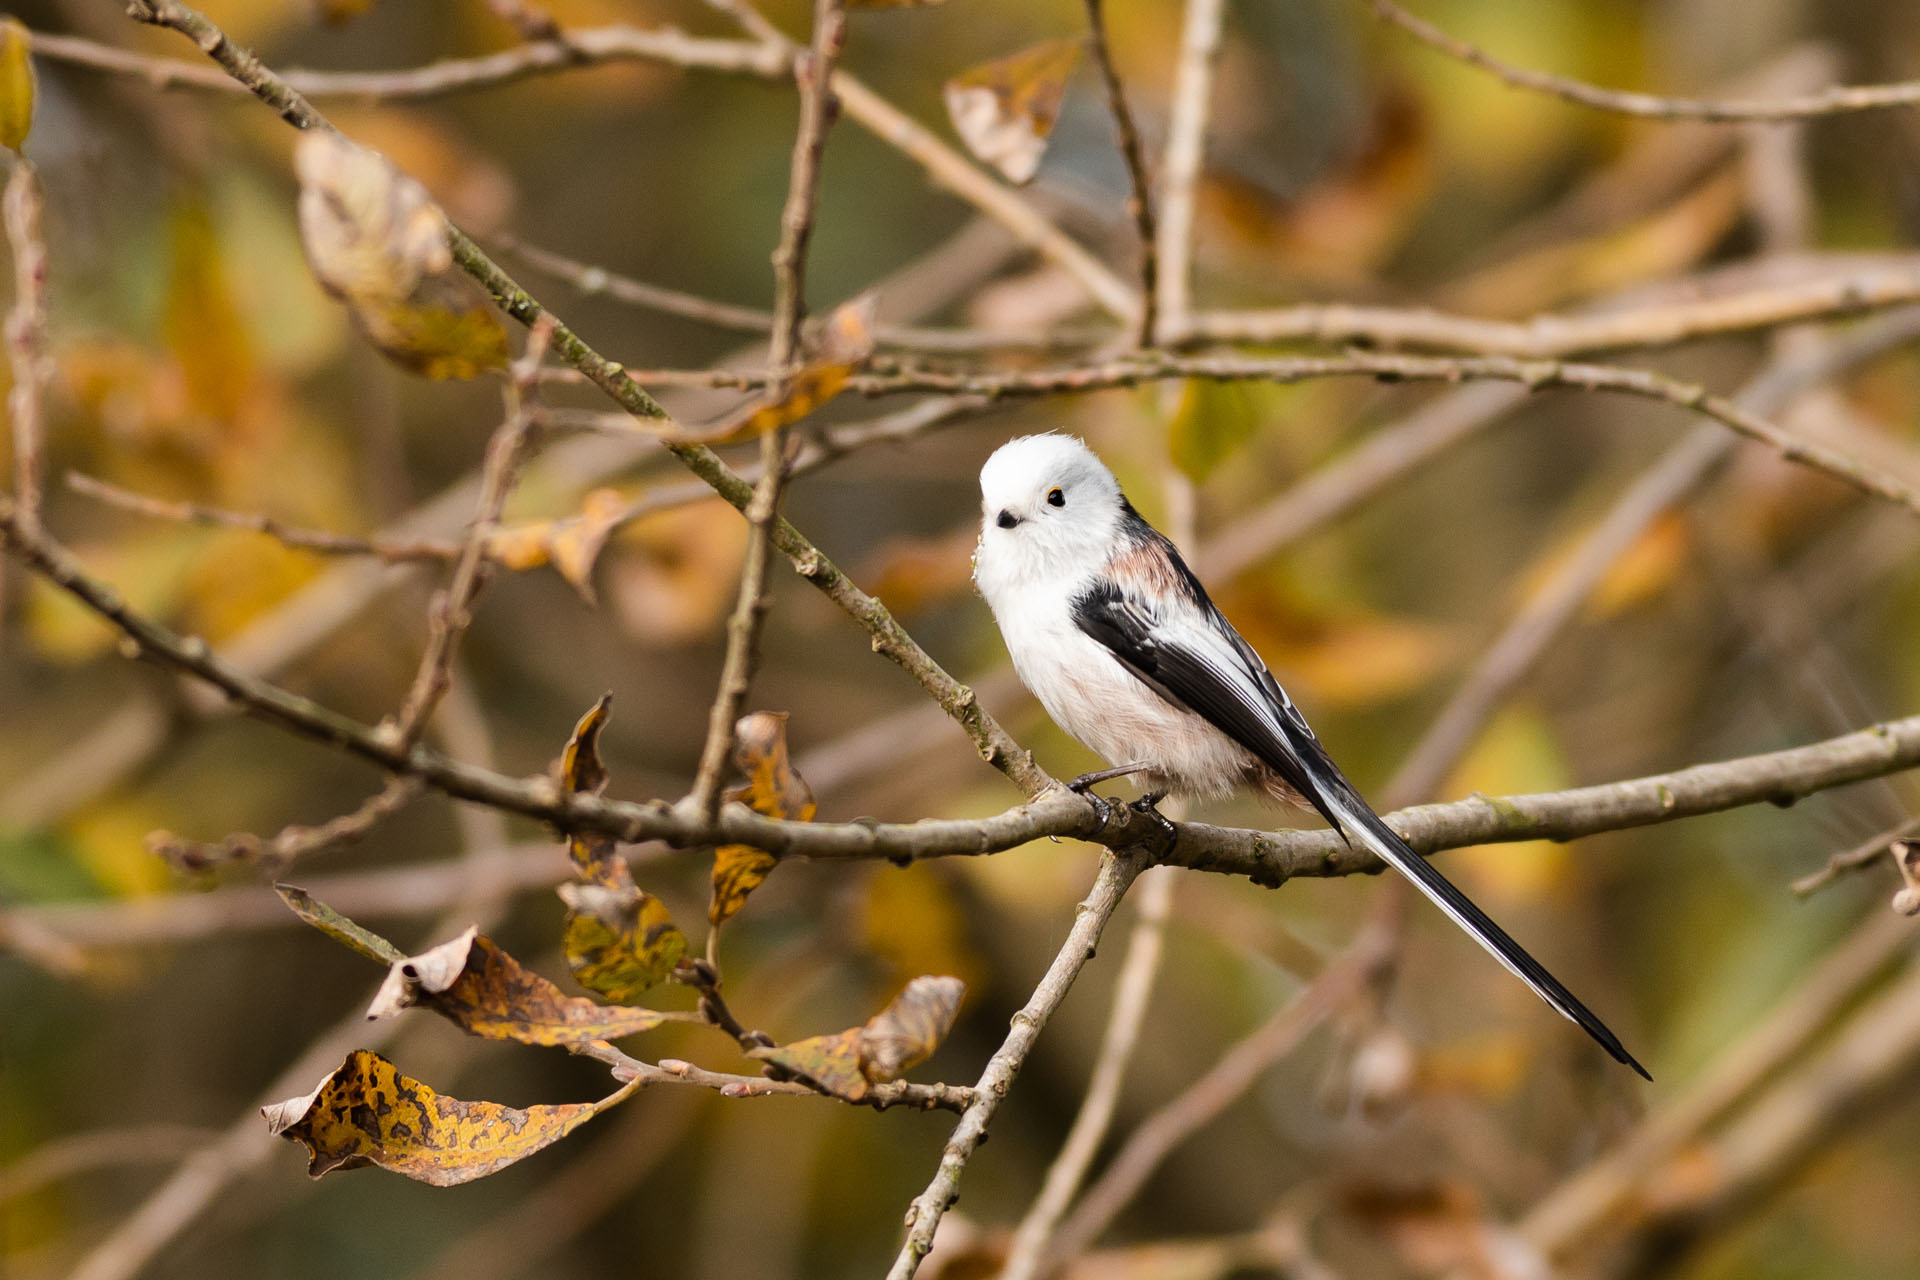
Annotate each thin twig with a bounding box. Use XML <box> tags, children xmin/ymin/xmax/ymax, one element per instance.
<box><xmin>1363</xmin><ymin>0</ymin><xmax>1920</xmax><ymax>122</ymax></box>
<box><xmin>1174</xmin><ymin>255</ymin><xmax>1920</xmax><ymax>355</ymax></box>
<box><xmin>999</xmin><ymin>866</ymin><xmax>1176</xmax><ymax>1280</ymax></box>
<box><xmin>833</xmin><ymin>351</ymin><xmax>1920</xmax><ymax>523</ymax></box>
<box><xmin>688</xmin><ymin>0</ymin><xmax>846</xmax><ymax>818</ymax></box>
<box><xmin>1046</xmin><ymin>920</ymin><xmax>1398</xmax><ymax>1265</ymax></box>
<box><xmin>147</xmin><ymin>775</ymin><xmax>425</xmax><ymax>876</ymax></box>
<box><xmin>65</xmin><ymin>471</ymin><xmax>464</xmax><ymax>561</ymax></box>
<box><xmin>1152</xmin><ymin>0</ymin><xmax>1225</xmax><ymax>339</ymax></box>
<box><xmin>888</xmin><ymin>849</ymin><xmax>1153</xmax><ymax>1280</ymax></box>
<box><xmin>4</xmin><ymin>154</ymin><xmax>49</xmax><ymax>536</ymax></box>
<box><xmin>1519</xmin><ymin>907</ymin><xmax>1918</xmax><ymax>1259</ymax></box>
<box><xmin>386</xmin><ymin>322</ymin><xmax>551</xmax><ymax>752</ymax></box>
<box><xmin>1081</xmin><ymin>0</ymin><xmax>1157</xmax><ymax>346</ymax></box>
<box><xmin>1792</xmin><ymin>814</ymin><xmax>1920</xmax><ymax>896</ymax></box>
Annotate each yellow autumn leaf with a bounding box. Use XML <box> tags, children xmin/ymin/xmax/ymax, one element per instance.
<box><xmin>710</xmin><ymin>711</ymin><xmax>817</xmax><ymax>926</ymax></box>
<box><xmin>0</xmin><ymin>18</ymin><xmax>35</xmax><ymax>153</ymax></box>
<box><xmin>367</xmin><ymin>927</ymin><xmax>671</xmax><ymax>1046</ymax></box>
<box><xmin>262</xmin><ymin>1049</ymin><xmax>634</xmax><ymax>1184</ymax></box>
<box><xmin>164</xmin><ymin>197</ymin><xmax>256</xmax><ymax>425</ymax></box>
<box><xmin>1168</xmin><ymin>377</ymin><xmax>1264</xmax><ymax>483</ymax></box>
<box><xmin>606</xmin><ymin>501</ymin><xmax>749</xmax><ymax>647</ymax></box>
<box><xmin>942</xmin><ymin>39</ymin><xmax>1082</xmax><ymax>185</ymax></box>
<box><xmin>559</xmin><ymin>880</ymin><xmax>688</xmax><ymax>1002</ymax></box>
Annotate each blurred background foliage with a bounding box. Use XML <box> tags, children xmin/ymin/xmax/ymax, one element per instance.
<box><xmin>4</xmin><ymin>0</ymin><xmax>1920</xmax><ymax>1277</ymax></box>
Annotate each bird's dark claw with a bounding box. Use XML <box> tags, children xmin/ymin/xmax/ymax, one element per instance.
<box><xmin>1127</xmin><ymin>791</ymin><xmax>1178</xmax><ymax>848</ymax></box>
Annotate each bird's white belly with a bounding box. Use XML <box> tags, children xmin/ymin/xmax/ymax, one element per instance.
<box><xmin>999</xmin><ymin>608</ymin><xmax>1256</xmax><ymax>798</ymax></box>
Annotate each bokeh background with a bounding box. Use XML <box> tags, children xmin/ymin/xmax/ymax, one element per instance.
<box><xmin>7</xmin><ymin>0</ymin><xmax>1920</xmax><ymax>1277</ymax></box>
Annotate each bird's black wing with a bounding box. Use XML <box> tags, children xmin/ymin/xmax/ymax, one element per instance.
<box><xmin>1071</xmin><ymin>528</ymin><xmax>1651</xmax><ymax>1080</ymax></box>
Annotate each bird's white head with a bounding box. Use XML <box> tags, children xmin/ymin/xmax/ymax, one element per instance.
<box><xmin>973</xmin><ymin>434</ymin><xmax>1128</xmax><ymax>598</ymax></box>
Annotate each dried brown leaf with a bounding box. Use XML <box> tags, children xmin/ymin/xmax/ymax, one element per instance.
<box><xmin>367</xmin><ymin>927</ymin><xmax>670</xmax><ymax>1045</ymax></box>
<box><xmin>0</xmin><ymin>18</ymin><xmax>36</xmax><ymax>153</ymax></box>
<box><xmin>262</xmin><ymin>1048</ymin><xmax>633</xmax><ymax>1185</ymax></box>
<box><xmin>560</xmin><ymin>880</ymin><xmax>688</xmax><ymax>1003</ymax></box>
<box><xmin>709</xmin><ymin>711</ymin><xmax>817</xmax><ymax>926</ymax></box>
<box><xmin>553</xmin><ymin>694</ymin><xmax>629</xmax><ymax>889</ymax></box>
<box><xmin>750</xmin><ymin>975</ymin><xmax>964</xmax><ymax>1100</ymax></box>
<box><xmin>275</xmin><ymin>883</ymin><xmax>406</xmax><ymax>966</ymax></box>
<box><xmin>942</xmin><ymin>39</ymin><xmax>1082</xmax><ymax>185</ymax></box>
<box><xmin>294</xmin><ymin>131</ymin><xmax>505</xmax><ymax>380</ymax></box>
<box><xmin>858</xmin><ymin>974</ymin><xmax>964</xmax><ymax>1080</ymax></box>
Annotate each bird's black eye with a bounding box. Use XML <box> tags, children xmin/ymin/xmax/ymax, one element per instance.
<box><xmin>1046</xmin><ymin>487</ymin><xmax>1065</xmax><ymax>507</ymax></box>
<box><xmin>996</xmin><ymin>509</ymin><xmax>1018</xmax><ymax>529</ymax></box>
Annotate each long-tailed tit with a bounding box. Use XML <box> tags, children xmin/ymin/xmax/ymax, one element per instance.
<box><xmin>973</xmin><ymin>433</ymin><xmax>1648</xmax><ymax>1079</ymax></box>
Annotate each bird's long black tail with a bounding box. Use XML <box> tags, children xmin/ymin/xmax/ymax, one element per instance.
<box><xmin>1290</xmin><ymin>735</ymin><xmax>1651</xmax><ymax>1080</ymax></box>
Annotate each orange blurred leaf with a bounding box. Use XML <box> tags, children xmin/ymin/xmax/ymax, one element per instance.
<box><xmin>262</xmin><ymin>1048</ymin><xmax>632</xmax><ymax>1184</ymax></box>
<box><xmin>608</xmin><ymin>502</ymin><xmax>749</xmax><ymax>647</ymax></box>
<box><xmin>710</xmin><ymin>711</ymin><xmax>816</xmax><ymax>926</ymax></box>
<box><xmin>668</xmin><ymin>295</ymin><xmax>875</xmax><ymax>446</ymax></box>
<box><xmin>367</xmin><ymin>926</ymin><xmax>670</xmax><ymax>1045</ymax></box>
<box><xmin>308</xmin><ymin>0</ymin><xmax>375</xmax><ymax>25</ymax></box>
<box><xmin>0</xmin><ymin>17</ymin><xmax>35</xmax><ymax>152</ymax></box>
<box><xmin>751</xmin><ymin>975</ymin><xmax>963</xmax><ymax>1100</ymax></box>
<box><xmin>942</xmin><ymin>39</ymin><xmax>1082</xmax><ymax>185</ymax></box>
<box><xmin>559</xmin><ymin>880</ymin><xmax>687</xmax><ymax>1002</ymax></box>
<box><xmin>487</xmin><ymin>487</ymin><xmax>629</xmax><ymax>601</ymax></box>
<box><xmin>860</xmin><ymin>524</ymin><xmax>989</xmax><ymax>617</ymax></box>
<box><xmin>165</xmin><ymin>198</ymin><xmax>256</xmax><ymax>425</ymax></box>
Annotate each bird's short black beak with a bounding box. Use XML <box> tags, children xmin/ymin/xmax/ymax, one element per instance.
<box><xmin>996</xmin><ymin>510</ymin><xmax>1020</xmax><ymax>529</ymax></box>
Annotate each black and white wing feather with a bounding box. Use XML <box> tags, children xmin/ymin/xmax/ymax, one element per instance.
<box><xmin>1072</xmin><ymin>527</ymin><xmax>1650</xmax><ymax>1080</ymax></box>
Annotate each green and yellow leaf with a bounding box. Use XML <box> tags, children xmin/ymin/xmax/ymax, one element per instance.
<box><xmin>560</xmin><ymin>880</ymin><xmax>687</xmax><ymax>1003</ymax></box>
<box><xmin>275</xmin><ymin>883</ymin><xmax>406</xmax><ymax>966</ymax></box>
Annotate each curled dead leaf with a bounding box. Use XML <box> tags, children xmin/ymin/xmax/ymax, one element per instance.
<box><xmin>554</xmin><ymin>695</ymin><xmax>629</xmax><ymax>889</ymax></box>
<box><xmin>367</xmin><ymin>926</ymin><xmax>671</xmax><ymax>1045</ymax></box>
<box><xmin>262</xmin><ymin>1048</ymin><xmax>634</xmax><ymax>1185</ymax></box>
<box><xmin>942</xmin><ymin>39</ymin><xmax>1082</xmax><ymax>185</ymax></box>
<box><xmin>275</xmin><ymin>883</ymin><xmax>406</xmax><ymax>966</ymax></box>
<box><xmin>750</xmin><ymin>975</ymin><xmax>964</xmax><ymax>1100</ymax></box>
<box><xmin>710</xmin><ymin>711</ymin><xmax>817</xmax><ymax>926</ymax></box>
<box><xmin>560</xmin><ymin>880</ymin><xmax>688</xmax><ymax>1003</ymax></box>
<box><xmin>294</xmin><ymin>131</ymin><xmax>505</xmax><ymax>379</ymax></box>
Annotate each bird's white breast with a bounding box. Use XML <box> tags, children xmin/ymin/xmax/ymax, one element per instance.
<box><xmin>975</xmin><ymin>559</ymin><xmax>1256</xmax><ymax>798</ymax></box>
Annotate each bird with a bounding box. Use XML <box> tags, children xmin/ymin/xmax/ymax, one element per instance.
<box><xmin>972</xmin><ymin>432</ymin><xmax>1649</xmax><ymax>1079</ymax></box>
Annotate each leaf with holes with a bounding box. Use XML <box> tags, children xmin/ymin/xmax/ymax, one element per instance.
<box><xmin>942</xmin><ymin>39</ymin><xmax>1082</xmax><ymax>185</ymax></box>
<box><xmin>710</xmin><ymin>711</ymin><xmax>817</xmax><ymax>925</ymax></box>
<box><xmin>262</xmin><ymin>1048</ymin><xmax>633</xmax><ymax>1184</ymax></box>
<box><xmin>751</xmin><ymin>975</ymin><xmax>964</xmax><ymax>1100</ymax></box>
<box><xmin>367</xmin><ymin>927</ymin><xmax>672</xmax><ymax>1046</ymax></box>
<box><xmin>560</xmin><ymin>880</ymin><xmax>687</xmax><ymax>1003</ymax></box>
